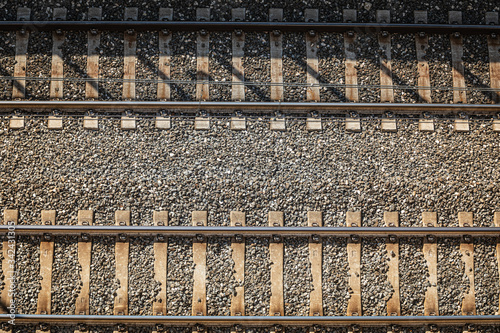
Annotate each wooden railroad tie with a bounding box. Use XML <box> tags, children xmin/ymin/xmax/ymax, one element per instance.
<box><xmin>50</xmin><ymin>8</ymin><xmax>67</xmax><ymax>100</ymax></box>
<box><xmin>196</xmin><ymin>9</ymin><xmax>210</xmax><ymax>101</ymax></box>
<box><xmin>12</xmin><ymin>7</ymin><xmax>30</xmax><ymax>100</ymax></box>
<box><xmin>114</xmin><ymin>210</ymin><xmax>130</xmax><ymax>333</ymax></box>
<box><xmin>8</xmin><ymin>208</ymin><xmax>500</xmax><ymax>330</ymax></box>
<box><xmin>270</xmin><ymin>8</ymin><xmax>284</xmax><ymax>102</ymax></box>
<box><xmin>123</xmin><ymin>7</ymin><xmax>138</xmax><ymax>101</ymax></box>
<box><xmin>158</xmin><ymin>8</ymin><xmax>173</xmax><ymax>101</ymax></box>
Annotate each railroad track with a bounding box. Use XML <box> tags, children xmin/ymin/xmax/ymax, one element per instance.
<box><xmin>2</xmin><ymin>4</ymin><xmax>500</xmax><ymax>333</ymax></box>
<box><xmin>0</xmin><ymin>7</ymin><xmax>500</xmax><ymax>119</ymax></box>
<box><xmin>2</xmin><ymin>209</ymin><xmax>500</xmax><ymax>331</ymax></box>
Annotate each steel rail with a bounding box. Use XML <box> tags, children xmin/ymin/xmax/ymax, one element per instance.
<box><xmin>0</xmin><ymin>21</ymin><xmax>499</xmax><ymax>34</ymax></box>
<box><xmin>1</xmin><ymin>101</ymin><xmax>500</xmax><ymax>115</ymax></box>
<box><xmin>3</xmin><ymin>225</ymin><xmax>500</xmax><ymax>237</ymax></box>
<box><xmin>2</xmin><ymin>314</ymin><xmax>500</xmax><ymax>326</ymax></box>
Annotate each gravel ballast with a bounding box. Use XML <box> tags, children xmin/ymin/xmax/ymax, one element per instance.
<box><xmin>52</xmin><ymin>236</ymin><xmax>81</xmax><ymax>315</ymax></box>
<box><xmin>2</xmin><ymin>1</ymin><xmax>499</xmax><ymax>24</ymax></box>
<box><xmin>283</xmin><ymin>33</ymin><xmax>306</xmax><ymax>102</ymax></box>
<box><xmin>361</xmin><ymin>238</ymin><xmax>393</xmax><ymax>316</ymax></box>
<box><xmin>428</xmin><ymin>35</ymin><xmax>453</xmax><ymax>103</ymax></box>
<box><xmin>89</xmin><ymin>236</ymin><xmax>119</xmax><ymax>315</ymax></box>
<box><xmin>474</xmin><ymin>237</ymin><xmax>499</xmax><ymax>315</ymax></box>
<box><xmin>1</xmin><ymin>118</ymin><xmax>499</xmax><ymax>227</ymax></box>
<box><xmin>284</xmin><ymin>237</ymin><xmax>311</xmax><ymax>315</ymax></box>
<box><xmin>26</xmin><ymin>32</ymin><xmax>51</xmax><ymax>100</ymax></box>
<box><xmin>209</xmin><ymin>32</ymin><xmax>232</xmax><ymax>101</ymax></box>
<box><xmin>167</xmin><ymin>237</ymin><xmax>194</xmax><ymax>315</ymax></box>
<box><xmin>438</xmin><ymin>238</ymin><xmax>468</xmax><ymax>315</ymax></box>
<box><xmin>244</xmin><ymin>33</ymin><xmax>270</xmax><ymax>101</ymax></box>
<box><xmin>391</xmin><ymin>34</ymin><xmax>419</xmax><ymax>103</ymax></box>
<box><xmin>206</xmin><ymin>236</ymin><xmax>235</xmax><ymax>316</ymax></box>
<box><xmin>136</xmin><ymin>31</ymin><xmax>159</xmax><ymax>101</ymax></box>
<box><xmin>170</xmin><ymin>32</ymin><xmax>197</xmax><ymax>101</ymax></box>
<box><xmin>356</xmin><ymin>34</ymin><xmax>380</xmax><ymax>103</ymax></box>
<box><xmin>61</xmin><ymin>31</ymin><xmax>87</xmax><ymax>100</ymax></box>
<box><xmin>129</xmin><ymin>236</ymin><xmax>158</xmax><ymax>316</ymax></box>
<box><xmin>245</xmin><ymin>237</ymin><xmax>271</xmax><ymax>315</ymax></box>
<box><xmin>15</xmin><ymin>236</ymin><xmax>41</xmax><ymax>314</ymax></box>
<box><xmin>399</xmin><ymin>237</ymin><xmax>429</xmax><ymax>316</ymax></box>
<box><xmin>463</xmin><ymin>35</ymin><xmax>492</xmax><ymax>104</ymax></box>
<box><xmin>0</xmin><ymin>32</ymin><xmax>15</xmax><ymax>100</ymax></box>
<box><xmin>322</xmin><ymin>237</ymin><xmax>349</xmax><ymax>315</ymax></box>
<box><xmin>317</xmin><ymin>33</ymin><xmax>345</xmax><ymax>102</ymax></box>
<box><xmin>98</xmin><ymin>32</ymin><xmax>124</xmax><ymax>100</ymax></box>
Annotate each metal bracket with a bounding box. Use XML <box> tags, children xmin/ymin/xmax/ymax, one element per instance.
<box><xmin>77</xmin><ymin>323</ymin><xmax>88</xmax><ymax>332</ymax></box>
<box><xmin>388</xmin><ymin>234</ymin><xmax>398</xmax><ymax>243</ymax></box>
<box><xmin>350</xmin><ymin>234</ymin><xmax>360</xmax><ymax>243</ymax></box>
<box><xmin>272</xmin><ymin>234</ymin><xmax>282</xmax><ymax>243</ymax></box>
<box><xmin>39</xmin><ymin>323</ymin><xmax>49</xmax><ymax>331</ymax></box>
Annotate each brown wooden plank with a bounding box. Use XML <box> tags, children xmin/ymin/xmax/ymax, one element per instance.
<box><xmin>114</xmin><ymin>211</ymin><xmax>130</xmax><ymax>316</ymax></box>
<box><xmin>153</xmin><ymin>211</ymin><xmax>169</xmax><ymax>316</ymax></box>
<box><xmin>83</xmin><ymin>115</ymin><xmax>98</xmax><ymax>130</ymax></box>
<box><xmin>85</xmin><ymin>8</ymin><xmax>101</xmax><ymax>99</ymax></box>
<box><xmin>49</xmin><ymin>8</ymin><xmax>67</xmax><ymax>99</ymax></box>
<box><xmin>196</xmin><ymin>8</ymin><xmax>210</xmax><ymax>101</ymax></box>
<box><xmin>9</xmin><ymin>116</ymin><xmax>25</xmax><ymax>129</ymax></box>
<box><xmin>0</xmin><ymin>210</ymin><xmax>17</xmax><ymax>317</ymax></box>
<box><xmin>381</xmin><ymin>118</ymin><xmax>397</xmax><ymax>132</ymax></box>
<box><xmin>449</xmin><ymin>11</ymin><xmax>467</xmax><ymax>104</ymax></box>
<box><xmin>419</xmin><ymin>118</ymin><xmax>435</xmax><ymax>132</ymax></box>
<box><xmin>305</xmin><ymin>9</ymin><xmax>320</xmax><ymax>102</ymax></box>
<box><xmin>37</xmin><ymin>210</ymin><xmax>55</xmax><ymax>316</ymax></box>
<box><xmin>343</xmin><ymin>9</ymin><xmax>358</xmax><ymax>102</ymax></box>
<box><xmin>459</xmin><ymin>212</ymin><xmax>476</xmax><ymax>315</ymax></box>
<box><xmin>306</xmin><ymin>117</ymin><xmax>322</xmax><ymax>131</ymax></box>
<box><xmin>269</xmin><ymin>9</ymin><xmax>283</xmax><ymax>101</ymax></box>
<box><xmin>308</xmin><ymin>211</ymin><xmax>323</xmax><ymax>316</ymax></box>
<box><xmin>345</xmin><ymin>117</ymin><xmax>361</xmax><ymax>132</ymax></box>
<box><xmin>231</xmin><ymin>117</ymin><xmax>246</xmax><ymax>130</ymax></box>
<box><xmin>194</xmin><ymin>117</ymin><xmax>210</xmax><ymax>130</ymax></box>
<box><xmin>157</xmin><ymin>8</ymin><xmax>173</xmax><ymax>101</ymax></box>
<box><xmin>346</xmin><ymin>211</ymin><xmax>362</xmax><ymax>316</ymax></box>
<box><xmin>384</xmin><ymin>212</ymin><xmax>400</xmax><ymax>316</ymax></box>
<box><xmin>12</xmin><ymin>8</ymin><xmax>30</xmax><ymax>99</ymax></box>
<box><xmin>123</xmin><ymin>8</ymin><xmax>138</xmax><ymax>100</ymax></box>
<box><xmin>486</xmin><ymin>12</ymin><xmax>500</xmax><ymax>103</ymax></box>
<box><xmin>155</xmin><ymin>116</ymin><xmax>171</xmax><ymax>129</ymax></box>
<box><xmin>269</xmin><ymin>211</ymin><xmax>284</xmax><ymax>316</ymax></box>
<box><xmin>422</xmin><ymin>212</ymin><xmax>438</xmax><ymax>316</ymax></box>
<box><xmin>495</xmin><ymin>212</ymin><xmax>500</xmax><ymax>314</ymax></box>
<box><xmin>192</xmin><ymin>211</ymin><xmax>207</xmax><ymax>316</ymax></box>
<box><xmin>377</xmin><ymin>10</ymin><xmax>394</xmax><ymax>103</ymax></box>
<box><xmin>232</xmin><ymin>8</ymin><xmax>246</xmax><ymax>101</ymax></box>
<box><xmin>47</xmin><ymin>116</ymin><xmax>63</xmax><ymax>130</ymax></box>
<box><xmin>75</xmin><ymin>210</ymin><xmax>93</xmax><ymax>316</ymax></box>
<box><xmin>414</xmin><ymin>11</ymin><xmax>432</xmax><ymax>103</ymax></box>
<box><xmin>230</xmin><ymin>211</ymin><xmax>245</xmax><ymax>317</ymax></box>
